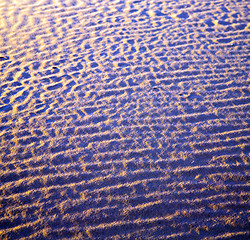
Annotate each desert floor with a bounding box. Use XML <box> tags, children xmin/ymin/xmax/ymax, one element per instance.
<box><xmin>0</xmin><ymin>0</ymin><xmax>249</xmax><ymax>239</ymax></box>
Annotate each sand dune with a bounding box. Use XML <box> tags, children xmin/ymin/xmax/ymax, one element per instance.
<box><xmin>0</xmin><ymin>0</ymin><xmax>249</xmax><ymax>239</ymax></box>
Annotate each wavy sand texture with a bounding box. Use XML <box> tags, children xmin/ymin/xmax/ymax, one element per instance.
<box><xmin>0</xmin><ymin>0</ymin><xmax>249</xmax><ymax>239</ymax></box>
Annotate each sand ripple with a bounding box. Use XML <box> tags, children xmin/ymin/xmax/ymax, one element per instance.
<box><xmin>0</xmin><ymin>0</ymin><xmax>249</xmax><ymax>239</ymax></box>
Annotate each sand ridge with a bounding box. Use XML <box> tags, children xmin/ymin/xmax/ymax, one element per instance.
<box><xmin>0</xmin><ymin>0</ymin><xmax>249</xmax><ymax>239</ymax></box>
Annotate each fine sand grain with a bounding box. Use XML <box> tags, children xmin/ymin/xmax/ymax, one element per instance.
<box><xmin>0</xmin><ymin>0</ymin><xmax>249</xmax><ymax>239</ymax></box>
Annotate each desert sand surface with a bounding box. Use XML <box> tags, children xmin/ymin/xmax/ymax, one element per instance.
<box><xmin>0</xmin><ymin>0</ymin><xmax>249</xmax><ymax>239</ymax></box>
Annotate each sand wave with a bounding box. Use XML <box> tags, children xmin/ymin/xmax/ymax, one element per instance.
<box><xmin>0</xmin><ymin>0</ymin><xmax>249</xmax><ymax>239</ymax></box>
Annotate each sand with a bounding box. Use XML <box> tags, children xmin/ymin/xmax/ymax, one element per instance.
<box><xmin>0</xmin><ymin>0</ymin><xmax>249</xmax><ymax>239</ymax></box>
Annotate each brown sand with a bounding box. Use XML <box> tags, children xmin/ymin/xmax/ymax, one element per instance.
<box><xmin>0</xmin><ymin>0</ymin><xmax>249</xmax><ymax>239</ymax></box>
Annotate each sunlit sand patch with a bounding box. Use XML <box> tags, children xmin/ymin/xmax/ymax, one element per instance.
<box><xmin>0</xmin><ymin>0</ymin><xmax>249</xmax><ymax>239</ymax></box>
